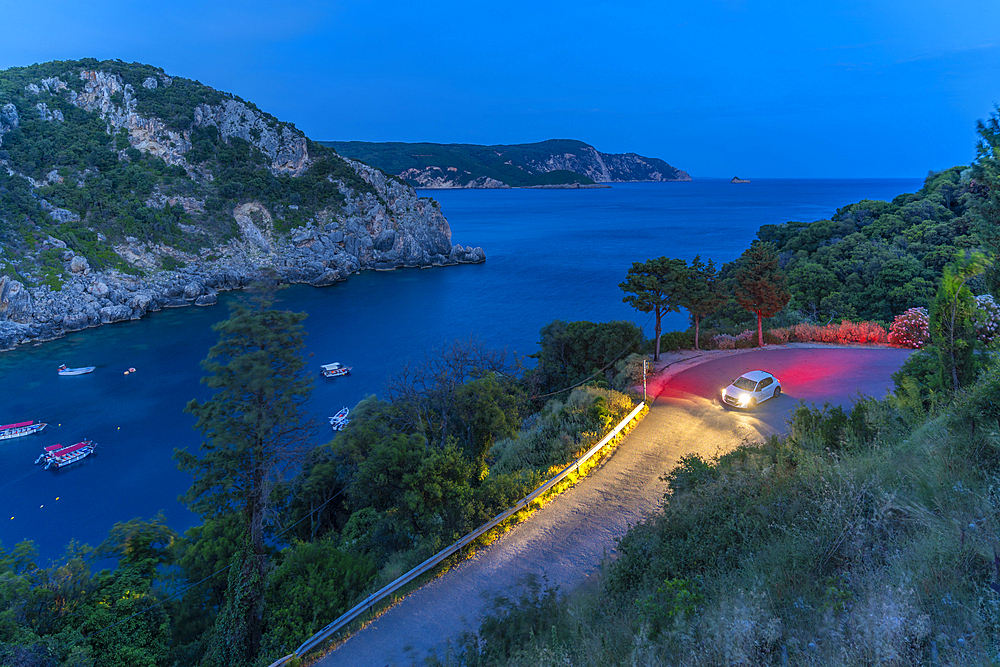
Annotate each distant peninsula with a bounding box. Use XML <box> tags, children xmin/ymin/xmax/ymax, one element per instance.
<box><xmin>320</xmin><ymin>139</ymin><xmax>691</xmax><ymax>189</ymax></box>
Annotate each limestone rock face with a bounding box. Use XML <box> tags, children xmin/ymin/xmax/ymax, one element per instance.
<box><xmin>0</xmin><ymin>276</ymin><xmax>32</xmax><ymax>322</ymax></box>
<box><xmin>0</xmin><ymin>62</ymin><xmax>487</xmax><ymax>351</ymax></box>
<box><xmin>194</xmin><ymin>292</ymin><xmax>218</xmax><ymax>306</ymax></box>
<box><xmin>194</xmin><ymin>100</ymin><xmax>309</xmax><ymax>175</ymax></box>
<box><xmin>99</xmin><ymin>305</ymin><xmax>132</xmax><ymax>323</ymax></box>
<box><xmin>69</xmin><ymin>256</ymin><xmax>90</xmax><ymax>274</ymax></box>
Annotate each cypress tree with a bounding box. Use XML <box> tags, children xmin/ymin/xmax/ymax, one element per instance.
<box><xmin>175</xmin><ymin>291</ymin><xmax>314</xmax><ymax>665</ymax></box>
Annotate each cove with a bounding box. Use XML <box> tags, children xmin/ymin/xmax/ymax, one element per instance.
<box><xmin>0</xmin><ymin>178</ymin><xmax>923</xmax><ymax>561</ymax></box>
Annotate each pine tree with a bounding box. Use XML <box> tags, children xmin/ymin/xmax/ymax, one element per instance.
<box><xmin>175</xmin><ymin>293</ymin><xmax>314</xmax><ymax>665</ymax></box>
<box><xmin>620</xmin><ymin>257</ymin><xmax>688</xmax><ymax>361</ymax></box>
<box><xmin>682</xmin><ymin>255</ymin><xmax>725</xmax><ymax>351</ymax></box>
<box><xmin>733</xmin><ymin>241</ymin><xmax>790</xmax><ymax>347</ymax></box>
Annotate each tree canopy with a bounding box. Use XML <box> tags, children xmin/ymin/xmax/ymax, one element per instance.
<box><xmin>681</xmin><ymin>255</ymin><xmax>725</xmax><ymax>351</ymax></box>
<box><xmin>176</xmin><ymin>293</ymin><xmax>314</xmax><ymax>665</ymax></box>
<box><xmin>732</xmin><ymin>241</ymin><xmax>791</xmax><ymax>347</ymax></box>
<box><xmin>620</xmin><ymin>257</ymin><xmax>688</xmax><ymax>360</ymax></box>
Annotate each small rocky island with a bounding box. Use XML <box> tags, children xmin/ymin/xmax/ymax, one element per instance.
<box><xmin>731</xmin><ymin>176</ymin><xmax>750</xmax><ymax>183</ymax></box>
<box><xmin>0</xmin><ymin>60</ymin><xmax>484</xmax><ymax>351</ymax></box>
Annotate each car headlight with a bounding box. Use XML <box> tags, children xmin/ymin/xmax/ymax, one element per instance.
<box><xmin>738</xmin><ymin>394</ymin><xmax>750</xmax><ymax>407</ymax></box>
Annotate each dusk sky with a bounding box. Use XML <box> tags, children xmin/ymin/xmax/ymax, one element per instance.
<box><xmin>3</xmin><ymin>0</ymin><xmax>998</xmax><ymax>178</ymax></box>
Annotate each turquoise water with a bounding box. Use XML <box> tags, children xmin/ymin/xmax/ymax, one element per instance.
<box><xmin>0</xmin><ymin>178</ymin><xmax>923</xmax><ymax>561</ymax></box>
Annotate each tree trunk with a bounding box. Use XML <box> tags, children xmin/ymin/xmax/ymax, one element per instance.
<box><xmin>757</xmin><ymin>311</ymin><xmax>764</xmax><ymax>347</ymax></box>
<box><xmin>694</xmin><ymin>314</ymin><xmax>701</xmax><ymax>351</ymax></box>
<box><xmin>247</xmin><ymin>463</ymin><xmax>266</xmax><ymax>662</ymax></box>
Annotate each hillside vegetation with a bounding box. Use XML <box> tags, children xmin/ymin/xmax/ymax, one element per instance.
<box><xmin>0</xmin><ymin>59</ymin><xmax>377</xmax><ymax>278</ymax></box>
<box><xmin>425</xmin><ymin>109</ymin><xmax>1000</xmax><ymax>667</ymax></box>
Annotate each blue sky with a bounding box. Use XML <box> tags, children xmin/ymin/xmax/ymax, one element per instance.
<box><xmin>3</xmin><ymin>0</ymin><xmax>998</xmax><ymax>178</ymax></box>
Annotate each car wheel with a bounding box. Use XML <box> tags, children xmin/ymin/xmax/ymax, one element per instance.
<box><xmin>747</xmin><ymin>398</ymin><xmax>757</xmax><ymax>409</ymax></box>
<box><xmin>774</xmin><ymin>386</ymin><xmax>781</xmax><ymax>398</ymax></box>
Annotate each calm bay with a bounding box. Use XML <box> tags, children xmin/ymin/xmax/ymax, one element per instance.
<box><xmin>0</xmin><ymin>177</ymin><xmax>923</xmax><ymax>561</ymax></box>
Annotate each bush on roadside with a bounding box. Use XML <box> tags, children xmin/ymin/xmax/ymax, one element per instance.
<box><xmin>712</xmin><ymin>330</ymin><xmax>756</xmax><ymax>349</ymax></box>
<box><xmin>657</xmin><ymin>330</ymin><xmax>717</xmax><ymax>352</ymax></box>
<box><xmin>974</xmin><ymin>294</ymin><xmax>1000</xmax><ymax>346</ymax></box>
<box><xmin>888</xmin><ymin>307</ymin><xmax>930</xmax><ymax>348</ymax></box>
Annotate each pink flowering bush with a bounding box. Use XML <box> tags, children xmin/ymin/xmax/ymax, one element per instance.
<box><xmin>974</xmin><ymin>294</ymin><xmax>1000</xmax><ymax>346</ymax></box>
<box><xmin>777</xmin><ymin>321</ymin><xmax>888</xmax><ymax>345</ymax></box>
<box><xmin>712</xmin><ymin>330</ymin><xmax>756</xmax><ymax>349</ymax></box>
<box><xmin>766</xmin><ymin>328</ymin><xmax>791</xmax><ymax>343</ymax></box>
<box><xmin>888</xmin><ymin>307</ymin><xmax>929</xmax><ymax>349</ymax></box>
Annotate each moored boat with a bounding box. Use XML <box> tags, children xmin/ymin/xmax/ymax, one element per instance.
<box><xmin>58</xmin><ymin>364</ymin><xmax>96</xmax><ymax>376</ymax></box>
<box><xmin>320</xmin><ymin>362</ymin><xmax>352</xmax><ymax>378</ymax></box>
<box><xmin>329</xmin><ymin>407</ymin><xmax>350</xmax><ymax>431</ymax></box>
<box><xmin>41</xmin><ymin>440</ymin><xmax>96</xmax><ymax>470</ymax></box>
<box><xmin>34</xmin><ymin>443</ymin><xmax>65</xmax><ymax>464</ymax></box>
<box><xmin>0</xmin><ymin>420</ymin><xmax>47</xmax><ymax>440</ymax></box>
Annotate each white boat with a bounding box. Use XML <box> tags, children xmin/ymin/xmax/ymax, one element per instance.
<box><xmin>0</xmin><ymin>420</ymin><xmax>47</xmax><ymax>440</ymax></box>
<box><xmin>41</xmin><ymin>440</ymin><xmax>96</xmax><ymax>470</ymax></box>
<box><xmin>320</xmin><ymin>362</ymin><xmax>352</xmax><ymax>378</ymax></box>
<box><xmin>58</xmin><ymin>364</ymin><xmax>96</xmax><ymax>376</ymax></box>
<box><xmin>329</xmin><ymin>407</ymin><xmax>350</xmax><ymax>431</ymax></box>
<box><xmin>34</xmin><ymin>443</ymin><xmax>65</xmax><ymax>464</ymax></box>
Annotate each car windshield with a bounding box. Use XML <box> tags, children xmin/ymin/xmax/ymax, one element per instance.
<box><xmin>732</xmin><ymin>376</ymin><xmax>759</xmax><ymax>391</ymax></box>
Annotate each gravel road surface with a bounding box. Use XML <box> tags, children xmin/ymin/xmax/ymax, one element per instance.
<box><xmin>315</xmin><ymin>345</ymin><xmax>913</xmax><ymax>666</ymax></box>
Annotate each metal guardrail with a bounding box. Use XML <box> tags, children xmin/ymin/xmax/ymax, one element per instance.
<box><xmin>267</xmin><ymin>401</ymin><xmax>647</xmax><ymax>667</ymax></box>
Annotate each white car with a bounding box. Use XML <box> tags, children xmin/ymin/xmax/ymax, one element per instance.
<box><xmin>721</xmin><ymin>370</ymin><xmax>781</xmax><ymax>409</ymax></box>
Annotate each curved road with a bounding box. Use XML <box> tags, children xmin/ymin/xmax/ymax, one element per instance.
<box><xmin>315</xmin><ymin>345</ymin><xmax>912</xmax><ymax>666</ymax></box>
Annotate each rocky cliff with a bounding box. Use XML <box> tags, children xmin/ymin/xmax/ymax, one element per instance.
<box><xmin>322</xmin><ymin>139</ymin><xmax>691</xmax><ymax>188</ymax></box>
<box><xmin>0</xmin><ymin>60</ymin><xmax>484</xmax><ymax>351</ymax></box>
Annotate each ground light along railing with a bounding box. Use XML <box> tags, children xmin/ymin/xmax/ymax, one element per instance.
<box><xmin>266</xmin><ymin>400</ymin><xmax>647</xmax><ymax>667</ymax></box>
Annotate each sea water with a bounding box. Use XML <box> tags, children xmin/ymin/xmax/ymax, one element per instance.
<box><xmin>0</xmin><ymin>178</ymin><xmax>923</xmax><ymax>561</ymax></box>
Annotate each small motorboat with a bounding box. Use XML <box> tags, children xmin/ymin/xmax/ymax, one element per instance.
<box><xmin>58</xmin><ymin>364</ymin><xmax>96</xmax><ymax>376</ymax></box>
<box><xmin>41</xmin><ymin>440</ymin><xmax>96</xmax><ymax>470</ymax></box>
<box><xmin>0</xmin><ymin>420</ymin><xmax>47</xmax><ymax>441</ymax></box>
<box><xmin>320</xmin><ymin>362</ymin><xmax>352</xmax><ymax>378</ymax></box>
<box><xmin>329</xmin><ymin>407</ymin><xmax>350</xmax><ymax>431</ymax></box>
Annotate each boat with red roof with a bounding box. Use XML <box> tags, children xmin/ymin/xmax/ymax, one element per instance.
<box><xmin>0</xmin><ymin>420</ymin><xmax>47</xmax><ymax>441</ymax></box>
<box><xmin>36</xmin><ymin>440</ymin><xmax>96</xmax><ymax>469</ymax></box>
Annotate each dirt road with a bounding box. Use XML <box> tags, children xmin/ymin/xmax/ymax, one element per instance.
<box><xmin>315</xmin><ymin>345</ymin><xmax>912</xmax><ymax>666</ymax></box>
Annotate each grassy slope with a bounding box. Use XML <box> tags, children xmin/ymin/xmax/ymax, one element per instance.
<box><xmin>431</xmin><ymin>373</ymin><xmax>1000</xmax><ymax>666</ymax></box>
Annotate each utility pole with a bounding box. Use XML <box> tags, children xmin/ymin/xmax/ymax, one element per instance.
<box><xmin>643</xmin><ymin>358</ymin><xmax>647</xmax><ymax>403</ymax></box>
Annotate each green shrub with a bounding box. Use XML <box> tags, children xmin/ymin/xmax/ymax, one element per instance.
<box><xmin>161</xmin><ymin>255</ymin><xmax>186</xmax><ymax>271</ymax></box>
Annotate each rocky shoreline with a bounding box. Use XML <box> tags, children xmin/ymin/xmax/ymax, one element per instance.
<box><xmin>0</xmin><ymin>159</ymin><xmax>485</xmax><ymax>352</ymax></box>
<box><xmin>0</xmin><ymin>65</ymin><xmax>486</xmax><ymax>352</ymax></box>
